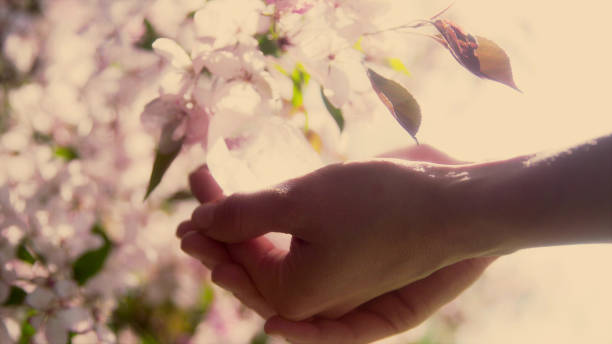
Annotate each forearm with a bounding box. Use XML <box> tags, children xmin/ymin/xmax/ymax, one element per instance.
<box><xmin>454</xmin><ymin>135</ymin><xmax>612</xmax><ymax>257</ymax></box>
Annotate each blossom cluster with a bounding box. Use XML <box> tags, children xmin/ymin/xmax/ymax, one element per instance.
<box><xmin>142</xmin><ymin>0</ymin><xmax>419</xmax><ymax>195</ymax></box>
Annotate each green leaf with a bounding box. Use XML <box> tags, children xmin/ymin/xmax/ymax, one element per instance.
<box><xmin>256</xmin><ymin>34</ymin><xmax>282</xmax><ymax>57</ymax></box>
<box><xmin>366</xmin><ymin>68</ymin><xmax>421</xmax><ymax>144</ymax></box>
<box><xmin>387</xmin><ymin>58</ymin><xmax>411</xmax><ymax>76</ymax></box>
<box><xmin>144</xmin><ymin>118</ymin><xmax>184</xmax><ymax>200</ymax></box>
<box><xmin>291</xmin><ymin>83</ymin><xmax>304</xmax><ymax>109</ymax></box>
<box><xmin>140</xmin><ymin>332</ymin><xmax>161</xmax><ymax>344</ymax></box>
<box><xmin>136</xmin><ymin>19</ymin><xmax>160</xmax><ymax>51</ymax></box>
<box><xmin>417</xmin><ymin>334</ymin><xmax>435</xmax><ymax>344</ymax></box>
<box><xmin>290</xmin><ymin>64</ymin><xmax>310</xmax><ymax>109</ymax></box>
<box><xmin>160</xmin><ymin>190</ymin><xmax>194</xmax><ymax>213</ymax></box>
<box><xmin>18</xmin><ymin>310</ymin><xmax>38</xmax><ymax>344</ymax></box>
<box><xmin>72</xmin><ymin>224</ymin><xmax>112</xmax><ymax>286</ymax></box>
<box><xmin>251</xmin><ymin>332</ymin><xmax>269</xmax><ymax>344</ymax></box>
<box><xmin>320</xmin><ymin>87</ymin><xmax>344</xmax><ymax>132</ymax></box>
<box><xmin>166</xmin><ymin>190</ymin><xmax>194</xmax><ymax>203</ymax></box>
<box><xmin>3</xmin><ymin>286</ymin><xmax>27</xmax><ymax>306</ymax></box>
<box><xmin>144</xmin><ymin>143</ymin><xmax>183</xmax><ymax>200</ymax></box>
<box><xmin>32</xmin><ymin>131</ymin><xmax>53</xmax><ymax>144</ymax></box>
<box><xmin>16</xmin><ymin>242</ymin><xmax>36</xmax><ymax>264</ymax></box>
<box><xmin>67</xmin><ymin>331</ymin><xmax>77</xmax><ymax>344</ymax></box>
<box><xmin>54</xmin><ymin>146</ymin><xmax>79</xmax><ymax>161</ymax></box>
<box><xmin>353</xmin><ymin>37</ymin><xmax>364</xmax><ymax>52</ymax></box>
<box><xmin>291</xmin><ymin>63</ymin><xmax>310</xmax><ymax>85</ymax></box>
<box><xmin>200</xmin><ymin>285</ymin><xmax>214</xmax><ymax>312</ymax></box>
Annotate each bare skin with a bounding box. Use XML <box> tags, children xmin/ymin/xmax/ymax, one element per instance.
<box><xmin>178</xmin><ymin>136</ymin><xmax>612</xmax><ymax>343</ymax></box>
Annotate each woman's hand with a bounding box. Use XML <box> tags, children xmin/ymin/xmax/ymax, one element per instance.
<box><xmin>178</xmin><ymin>146</ymin><xmax>496</xmax><ymax>343</ymax></box>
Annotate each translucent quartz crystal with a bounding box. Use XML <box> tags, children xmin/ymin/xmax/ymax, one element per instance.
<box><xmin>207</xmin><ymin>113</ymin><xmax>323</xmax><ymax>195</ymax></box>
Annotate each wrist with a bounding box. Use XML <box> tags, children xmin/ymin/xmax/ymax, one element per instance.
<box><xmin>441</xmin><ymin>158</ymin><xmax>529</xmax><ymax>259</ymax></box>
<box><xmin>445</xmin><ymin>140</ymin><xmax>612</xmax><ymax>259</ymax></box>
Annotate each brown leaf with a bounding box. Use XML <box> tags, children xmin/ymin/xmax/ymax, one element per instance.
<box><xmin>433</xmin><ymin>19</ymin><xmax>520</xmax><ymax>91</ymax></box>
<box><xmin>472</xmin><ymin>36</ymin><xmax>520</xmax><ymax>91</ymax></box>
<box><xmin>366</xmin><ymin>68</ymin><xmax>421</xmax><ymax>143</ymax></box>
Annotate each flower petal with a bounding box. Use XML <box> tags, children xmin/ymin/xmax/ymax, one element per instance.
<box><xmin>152</xmin><ymin>38</ymin><xmax>192</xmax><ymax>70</ymax></box>
<box><xmin>26</xmin><ymin>287</ymin><xmax>55</xmax><ymax>310</ymax></box>
<box><xmin>45</xmin><ymin>316</ymin><xmax>68</xmax><ymax>344</ymax></box>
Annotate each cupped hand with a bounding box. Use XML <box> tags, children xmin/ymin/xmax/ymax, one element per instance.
<box><xmin>178</xmin><ymin>145</ymin><xmax>496</xmax><ymax>343</ymax></box>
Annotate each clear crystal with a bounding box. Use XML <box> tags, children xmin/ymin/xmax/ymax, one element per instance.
<box><xmin>207</xmin><ymin>113</ymin><xmax>323</xmax><ymax>194</ymax></box>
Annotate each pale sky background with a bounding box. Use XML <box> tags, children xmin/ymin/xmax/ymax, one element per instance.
<box><xmin>345</xmin><ymin>0</ymin><xmax>612</xmax><ymax>162</ymax></box>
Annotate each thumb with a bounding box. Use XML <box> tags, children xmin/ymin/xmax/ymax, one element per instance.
<box><xmin>191</xmin><ymin>188</ymin><xmax>303</xmax><ymax>243</ymax></box>
<box><xmin>189</xmin><ymin>165</ymin><xmax>224</xmax><ymax>203</ymax></box>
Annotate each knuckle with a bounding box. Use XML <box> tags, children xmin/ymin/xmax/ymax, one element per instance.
<box><xmin>274</xmin><ymin>185</ymin><xmax>300</xmax><ymax>213</ymax></box>
<box><xmin>275</xmin><ymin>181</ymin><xmax>312</xmax><ymax>223</ymax></box>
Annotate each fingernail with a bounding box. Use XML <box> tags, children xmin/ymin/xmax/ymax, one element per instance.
<box><xmin>192</xmin><ymin>203</ymin><xmax>215</xmax><ymax>229</ymax></box>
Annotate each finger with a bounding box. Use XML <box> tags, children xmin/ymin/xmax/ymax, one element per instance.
<box><xmin>212</xmin><ymin>263</ymin><xmax>276</xmax><ymax>319</ymax></box>
<box><xmin>191</xmin><ymin>188</ymin><xmax>306</xmax><ymax>243</ymax></box>
<box><xmin>265</xmin><ymin>317</ymin><xmax>358</xmax><ymax>344</ymax></box>
<box><xmin>266</xmin><ymin>257</ymin><xmax>497</xmax><ymax>343</ymax></box>
<box><xmin>385</xmin><ymin>256</ymin><xmax>497</xmax><ymax>328</ymax></box>
<box><xmin>180</xmin><ymin>231</ymin><xmax>231</xmax><ymax>269</ymax></box>
<box><xmin>176</xmin><ymin>220</ymin><xmax>197</xmax><ymax>238</ymax></box>
<box><xmin>379</xmin><ymin>144</ymin><xmax>467</xmax><ymax>165</ymax></box>
<box><xmin>189</xmin><ymin>165</ymin><xmax>224</xmax><ymax>203</ymax></box>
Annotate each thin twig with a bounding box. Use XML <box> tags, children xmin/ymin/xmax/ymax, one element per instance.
<box><xmin>430</xmin><ymin>1</ymin><xmax>456</xmax><ymax>20</ymax></box>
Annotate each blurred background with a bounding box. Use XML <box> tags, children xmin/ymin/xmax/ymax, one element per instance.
<box><xmin>1</xmin><ymin>0</ymin><xmax>610</xmax><ymax>343</ymax></box>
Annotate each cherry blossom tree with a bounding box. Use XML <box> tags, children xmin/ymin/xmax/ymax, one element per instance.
<box><xmin>0</xmin><ymin>0</ymin><xmax>517</xmax><ymax>343</ymax></box>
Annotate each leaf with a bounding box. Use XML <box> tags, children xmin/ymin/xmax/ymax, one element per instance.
<box><xmin>72</xmin><ymin>224</ymin><xmax>112</xmax><ymax>286</ymax></box>
<box><xmin>290</xmin><ymin>64</ymin><xmax>310</xmax><ymax>109</ymax></box>
<box><xmin>472</xmin><ymin>36</ymin><xmax>520</xmax><ymax>91</ymax></box>
<box><xmin>366</xmin><ymin>68</ymin><xmax>421</xmax><ymax>143</ymax></box>
<box><xmin>433</xmin><ymin>19</ymin><xmax>520</xmax><ymax>91</ymax></box>
<box><xmin>144</xmin><ymin>146</ymin><xmax>182</xmax><ymax>200</ymax></box>
<box><xmin>54</xmin><ymin>146</ymin><xmax>79</xmax><ymax>161</ymax></box>
<box><xmin>18</xmin><ymin>310</ymin><xmax>37</xmax><ymax>344</ymax></box>
<box><xmin>199</xmin><ymin>285</ymin><xmax>214</xmax><ymax>312</ymax></box>
<box><xmin>135</xmin><ymin>19</ymin><xmax>160</xmax><ymax>51</ymax></box>
<box><xmin>32</xmin><ymin>131</ymin><xmax>53</xmax><ymax>144</ymax></box>
<box><xmin>3</xmin><ymin>286</ymin><xmax>27</xmax><ymax>306</ymax></box>
<box><xmin>144</xmin><ymin>123</ymin><xmax>184</xmax><ymax>200</ymax></box>
<box><xmin>256</xmin><ymin>34</ymin><xmax>282</xmax><ymax>57</ymax></box>
<box><xmin>16</xmin><ymin>242</ymin><xmax>36</xmax><ymax>264</ymax></box>
<box><xmin>305</xmin><ymin>129</ymin><xmax>323</xmax><ymax>153</ymax></box>
<box><xmin>353</xmin><ymin>37</ymin><xmax>364</xmax><ymax>52</ymax></box>
<box><xmin>160</xmin><ymin>190</ymin><xmax>194</xmax><ymax>213</ymax></box>
<box><xmin>387</xmin><ymin>58</ymin><xmax>411</xmax><ymax>76</ymax></box>
<box><xmin>140</xmin><ymin>332</ymin><xmax>161</xmax><ymax>344</ymax></box>
<box><xmin>165</xmin><ymin>190</ymin><xmax>194</xmax><ymax>203</ymax></box>
<box><xmin>320</xmin><ymin>87</ymin><xmax>344</xmax><ymax>132</ymax></box>
<box><xmin>251</xmin><ymin>332</ymin><xmax>269</xmax><ymax>344</ymax></box>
